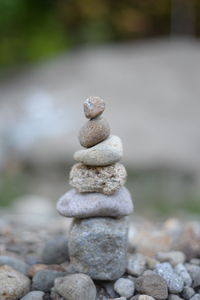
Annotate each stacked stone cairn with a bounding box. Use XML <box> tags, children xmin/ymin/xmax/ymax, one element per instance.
<box><xmin>57</xmin><ymin>96</ymin><xmax>133</xmax><ymax>281</ymax></box>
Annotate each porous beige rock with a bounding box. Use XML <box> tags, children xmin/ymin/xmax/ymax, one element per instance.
<box><xmin>79</xmin><ymin>117</ymin><xmax>110</xmax><ymax>148</ymax></box>
<box><xmin>84</xmin><ymin>96</ymin><xmax>105</xmax><ymax>119</ymax></box>
<box><xmin>69</xmin><ymin>162</ymin><xmax>126</xmax><ymax>195</ymax></box>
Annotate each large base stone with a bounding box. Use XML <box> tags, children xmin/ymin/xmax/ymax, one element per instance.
<box><xmin>68</xmin><ymin>217</ymin><xmax>129</xmax><ymax>280</ymax></box>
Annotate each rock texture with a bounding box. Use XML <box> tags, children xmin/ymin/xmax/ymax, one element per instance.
<box><xmin>135</xmin><ymin>274</ymin><xmax>168</xmax><ymax>300</ymax></box>
<box><xmin>57</xmin><ymin>187</ymin><xmax>133</xmax><ymax>218</ymax></box>
<box><xmin>84</xmin><ymin>96</ymin><xmax>105</xmax><ymax>119</ymax></box>
<box><xmin>54</xmin><ymin>273</ymin><xmax>96</xmax><ymax>300</ymax></box>
<box><xmin>0</xmin><ymin>265</ymin><xmax>30</xmax><ymax>300</ymax></box>
<box><xmin>79</xmin><ymin>117</ymin><xmax>110</xmax><ymax>148</ymax></box>
<box><xmin>68</xmin><ymin>217</ymin><xmax>129</xmax><ymax>280</ymax></box>
<box><xmin>69</xmin><ymin>162</ymin><xmax>127</xmax><ymax>195</ymax></box>
<box><xmin>74</xmin><ymin>135</ymin><xmax>123</xmax><ymax>166</ymax></box>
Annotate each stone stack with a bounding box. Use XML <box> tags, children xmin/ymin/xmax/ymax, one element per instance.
<box><xmin>57</xmin><ymin>96</ymin><xmax>134</xmax><ymax>280</ymax></box>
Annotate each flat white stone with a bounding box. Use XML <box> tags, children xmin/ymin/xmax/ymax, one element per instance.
<box><xmin>56</xmin><ymin>187</ymin><xmax>133</xmax><ymax>218</ymax></box>
<box><xmin>73</xmin><ymin>135</ymin><xmax>123</xmax><ymax>166</ymax></box>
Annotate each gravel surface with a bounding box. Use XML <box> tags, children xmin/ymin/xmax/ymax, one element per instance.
<box><xmin>0</xmin><ymin>215</ymin><xmax>199</xmax><ymax>299</ymax></box>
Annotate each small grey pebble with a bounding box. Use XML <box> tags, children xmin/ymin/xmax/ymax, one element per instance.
<box><xmin>126</xmin><ymin>253</ymin><xmax>146</xmax><ymax>276</ymax></box>
<box><xmin>51</xmin><ymin>287</ymin><xmax>65</xmax><ymax>300</ymax></box>
<box><xmin>156</xmin><ymin>251</ymin><xmax>185</xmax><ymax>266</ymax></box>
<box><xmin>54</xmin><ymin>273</ymin><xmax>96</xmax><ymax>300</ymax></box>
<box><xmin>102</xmin><ymin>282</ymin><xmax>118</xmax><ymax>298</ymax></box>
<box><xmin>42</xmin><ymin>235</ymin><xmax>69</xmax><ymax>265</ymax></box>
<box><xmin>142</xmin><ymin>270</ymin><xmax>156</xmax><ymax>276</ymax></box>
<box><xmin>182</xmin><ymin>286</ymin><xmax>195</xmax><ymax>299</ymax></box>
<box><xmin>0</xmin><ymin>255</ymin><xmax>29</xmax><ymax>275</ymax></box>
<box><xmin>130</xmin><ymin>295</ymin><xmax>155</xmax><ymax>300</ymax></box>
<box><xmin>168</xmin><ymin>294</ymin><xmax>183</xmax><ymax>300</ymax></box>
<box><xmin>190</xmin><ymin>259</ymin><xmax>200</xmax><ymax>266</ymax></box>
<box><xmin>185</xmin><ymin>263</ymin><xmax>200</xmax><ymax>288</ymax></box>
<box><xmin>114</xmin><ymin>278</ymin><xmax>135</xmax><ymax>298</ymax></box>
<box><xmin>21</xmin><ymin>291</ymin><xmax>45</xmax><ymax>300</ymax></box>
<box><xmin>190</xmin><ymin>295</ymin><xmax>200</xmax><ymax>300</ymax></box>
<box><xmin>32</xmin><ymin>269</ymin><xmax>66</xmax><ymax>292</ymax></box>
<box><xmin>174</xmin><ymin>263</ymin><xmax>192</xmax><ymax>286</ymax></box>
<box><xmin>154</xmin><ymin>263</ymin><xmax>184</xmax><ymax>294</ymax></box>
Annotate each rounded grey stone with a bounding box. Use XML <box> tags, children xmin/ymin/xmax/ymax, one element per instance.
<box><xmin>168</xmin><ymin>295</ymin><xmax>183</xmax><ymax>300</ymax></box>
<box><xmin>156</xmin><ymin>251</ymin><xmax>186</xmax><ymax>266</ymax></box>
<box><xmin>185</xmin><ymin>263</ymin><xmax>200</xmax><ymax>288</ymax></box>
<box><xmin>79</xmin><ymin>117</ymin><xmax>110</xmax><ymax>148</ymax></box>
<box><xmin>54</xmin><ymin>273</ymin><xmax>96</xmax><ymax>300</ymax></box>
<box><xmin>68</xmin><ymin>217</ymin><xmax>129</xmax><ymax>280</ymax></box>
<box><xmin>0</xmin><ymin>265</ymin><xmax>30</xmax><ymax>300</ymax></box>
<box><xmin>135</xmin><ymin>274</ymin><xmax>168</xmax><ymax>300</ymax></box>
<box><xmin>42</xmin><ymin>235</ymin><xmax>69</xmax><ymax>264</ymax></box>
<box><xmin>57</xmin><ymin>187</ymin><xmax>133</xmax><ymax>218</ymax></box>
<box><xmin>69</xmin><ymin>162</ymin><xmax>127</xmax><ymax>195</ymax></box>
<box><xmin>114</xmin><ymin>278</ymin><xmax>135</xmax><ymax>298</ymax></box>
<box><xmin>32</xmin><ymin>269</ymin><xmax>66</xmax><ymax>292</ymax></box>
<box><xmin>190</xmin><ymin>294</ymin><xmax>200</xmax><ymax>300</ymax></box>
<box><xmin>74</xmin><ymin>135</ymin><xmax>123</xmax><ymax>166</ymax></box>
<box><xmin>174</xmin><ymin>263</ymin><xmax>192</xmax><ymax>286</ymax></box>
<box><xmin>182</xmin><ymin>286</ymin><xmax>195</xmax><ymax>299</ymax></box>
<box><xmin>126</xmin><ymin>253</ymin><xmax>146</xmax><ymax>276</ymax></box>
<box><xmin>154</xmin><ymin>263</ymin><xmax>184</xmax><ymax>294</ymax></box>
<box><xmin>84</xmin><ymin>96</ymin><xmax>105</xmax><ymax>119</ymax></box>
<box><xmin>0</xmin><ymin>255</ymin><xmax>29</xmax><ymax>275</ymax></box>
<box><xmin>130</xmin><ymin>296</ymin><xmax>155</xmax><ymax>300</ymax></box>
<box><xmin>21</xmin><ymin>291</ymin><xmax>45</xmax><ymax>300</ymax></box>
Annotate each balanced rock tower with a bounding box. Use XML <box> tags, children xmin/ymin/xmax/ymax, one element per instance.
<box><xmin>57</xmin><ymin>96</ymin><xmax>133</xmax><ymax>280</ymax></box>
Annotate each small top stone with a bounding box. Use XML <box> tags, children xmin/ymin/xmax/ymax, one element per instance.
<box><xmin>84</xmin><ymin>96</ymin><xmax>105</xmax><ymax>119</ymax></box>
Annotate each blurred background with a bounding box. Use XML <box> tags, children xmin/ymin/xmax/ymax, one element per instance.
<box><xmin>0</xmin><ymin>0</ymin><xmax>200</xmax><ymax>219</ymax></box>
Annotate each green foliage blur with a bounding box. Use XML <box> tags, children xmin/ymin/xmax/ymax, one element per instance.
<box><xmin>0</xmin><ymin>0</ymin><xmax>199</xmax><ymax>69</ymax></box>
<box><xmin>0</xmin><ymin>0</ymin><xmax>171</xmax><ymax>69</ymax></box>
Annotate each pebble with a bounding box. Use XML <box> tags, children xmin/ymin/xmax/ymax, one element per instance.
<box><xmin>0</xmin><ymin>255</ymin><xmax>29</xmax><ymax>275</ymax></box>
<box><xmin>57</xmin><ymin>187</ymin><xmax>133</xmax><ymax>218</ymax></box>
<box><xmin>32</xmin><ymin>269</ymin><xmax>66</xmax><ymax>292</ymax></box>
<box><xmin>143</xmin><ymin>269</ymin><xmax>156</xmax><ymax>276</ymax></box>
<box><xmin>74</xmin><ymin>135</ymin><xmax>123</xmax><ymax>166</ymax></box>
<box><xmin>156</xmin><ymin>251</ymin><xmax>186</xmax><ymax>266</ymax></box>
<box><xmin>42</xmin><ymin>235</ymin><xmax>69</xmax><ymax>264</ymax></box>
<box><xmin>154</xmin><ymin>263</ymin><xmax>184</xmax><ymax>293</ymax></box>
<box><xmin>0</xmin><ymin>265</ymin><xmax>30</xmax><ymax>300</ymax></box>
<box><xmin>102</xmin><ymin>282</ymin><xmax>118</xmax><ymax>298</ymax></box>
<box><xmin>126</xmin><ymin>253</ymin><xmax>146</xmax><ymax>276</ymax></box>
<box><xmin>190</xmin><ymin>295</ymin><xmax>200</xmax><ymax>300</ymax></box>
<box><xmin>28</xmin><ymin>264</ymin><xmax>66</xmax><ymax>277</ymax></box>
<box><xmin>84</xmin><ymin>96</ymin><xmax>105</xmax><ymax>119</ymax></box>
<box><xmin>182</xmin><ymin>286</ymin><xmax>195</xmax><ymax>299</ymax></box>
<box><xmin>130</xmin><ymin>295</ymin><xmax>155</xmax><ymax>300</ymax></box>
<box><xmin>135</xmin><ymin>274</ymin><xmax>168</xmax><ymax>300</ymax></box>
<box><xmin>68</xmin><ymin>217</ymin><xmax>128</xmax><ymax>280</ymax></box>
<box><xmin>190</xmin><ymin>259</ymin><xmax>200</xmax><ymax>266</ymax></box>
<box><xmin>54</xmin><ymin>273</ymin><xmax>96</xmax><ymax>300</ymax></box>
<box><xmin>168</xmin><ymin>295</ymin><xmax>183</xmax><ymax>300</ymax></box>
<box><xmin>185</xmin><ymin>263</ymin><xmax>200</xmax><ymax>288</ymax></box>
<box><xmin>79</xmin><ymin>117</ymin><xmax>110</xmax><ymax>148</ymax></box>
<box><xmin>51</xmin><ymin>287</ymin><xmax>64</xmax><ymax>300</ymax></box>
<box><xmin>174</xmin><ymin>263</ymin><xmax>192</xmax><ymax>286</ymax></box>
<box><xmin>146</xmin><ymin>257</ymin><xmax>160</xmax><ymax>270</ymax></box>
<box><xmin>114</xmin><ymin>278</ymin><xmax>135</xmax><ymax>298</ymax></box>
<box><xmin>21</xmin><ymin>291</ymin><xmax>45</xmax><ymax>300</ymax></box>
<box><xmin>69</xmin><ymin>162</ymin><xmax>127</xmax><ymax>195</ymax></box>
